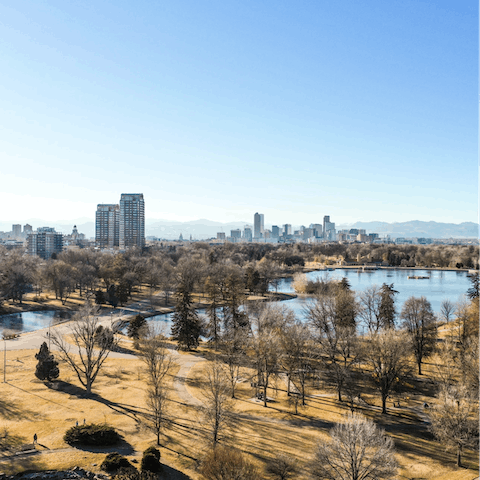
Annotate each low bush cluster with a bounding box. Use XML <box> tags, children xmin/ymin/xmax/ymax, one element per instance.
<box><xmin>64</xmin><ymin>423</ymin><xmax>120</xmax><ymax>446</ymax></box>
<box><xmin>141</xmin><ymin>446</ymin><xmax>161</xmax><ymax>473</ymax></box>
<box><xmin>102</xmin><ymin>447</ymin><xmax>162</xmax><ymax>478</ymax></box>
<box><xmin>101</xmin><ymin>452</ymin><xmax>133</xmax><ymax>472</ymax></box>
<box><xmin>200</xmin><ymin>446</ymin><xmax>260</xmax><ymax>480</ymax></box>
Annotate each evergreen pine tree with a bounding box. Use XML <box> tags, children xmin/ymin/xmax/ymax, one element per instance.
<box><xmin>379</xmin><ymin>283</ymin><xmax>398</xmax><ymax>328</ymax></box>
<box><xmin>171</xmin><ymin>284</ymin><xmax>201</xmax><ymax>350</ymax></box>
<box><xmin>35</xmin><ymin>342</ymin><xmax>60</xmax><ymax>381</ymax></box>
<box><xmin>128</xmin><ymin>314</ymin><xmax>147</xmax><ymax>339</ymax></box>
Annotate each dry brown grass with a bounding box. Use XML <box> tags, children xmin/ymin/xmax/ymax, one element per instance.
<box><xmin>0</xmin><ymin>340</ymin><xmax>477</xmax><ymax>479</ymax></box>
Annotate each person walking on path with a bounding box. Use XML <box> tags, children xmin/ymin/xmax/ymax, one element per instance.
<box><xmin>33</xmin><ymin>433</ymin><xmax>37</xmax><ymax>445</ymax></box>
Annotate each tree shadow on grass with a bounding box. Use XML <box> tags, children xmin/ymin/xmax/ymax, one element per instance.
<box><xmin>47</xmin><ymin>380</ymin><xmax>149</xmax><ymax>422</ymax></box>
<box><xmin>157</xmin><ymin>441</ymin><xmax>199</xmax><ymax>463</ymax></box>
<box><xmin>46</xmin><ymin>380</ymin><xmax>88</xmax><ymax>397</ymax></box>
<box><xmin>0</xmin><ymin>396</ymin><xmax>36</xmax><ymax>420</ymax></box>
<box><xmin>0</xmin><ymin>456</ymin><xmax>46</xmax><ymax>475</ymax></box>
<box><xmin>160</xmin><ymin>463</ymin><xmax>193</xmax><ymax>480</ymax></box>
<box><xmin>111</xmin><ymin>344</ymin><xmax>137</xmax><ymax>356</ymax></box>
<box><xmin>0</xmin><ymin>429</ymin><xmax>26</xmax><ymax>454</ymax></box>
<box><xmin>281</xmin><ymin>412</ymin><xmax>335</xmax><ymax>430</ymax></box>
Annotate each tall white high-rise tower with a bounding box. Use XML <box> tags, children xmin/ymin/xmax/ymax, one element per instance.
<box><xmin>119</xmin><ymin>193</ymin><xmax>145</xmax><ymax>249</ymax></box>
<box><xmin>254</xmin><ymin>212</ymin><xmax>264</xmax><ymax>238</ymax></box>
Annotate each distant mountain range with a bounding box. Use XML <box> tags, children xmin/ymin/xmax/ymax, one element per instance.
<box><xmin>1</xmin><ymin>219</ymin><xmax>478</xmax><ymax>240</ymax></box>
<box><xmin>336</xmin><ymin>221</ymin><xmax>479</xmax><ymax>239</ymax></box>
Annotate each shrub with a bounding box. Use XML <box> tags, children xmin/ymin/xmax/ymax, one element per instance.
<box><xmin>266</xmin><ymin>453</ymin><xmax>298</xmax><ymax>480</ymax></box>
<box><xmin>101</xmin><ymin>452</ymin><xmax>133</xmax><ymax>472</ymax></box>
<box><xmin>64</xmin><ymin>423</ymin><xmax>120</xmax><ymax>446</ymax></box>
<box><xmin>200</xmin><ymin>446</ymin><xmax>260</xmax><ymax>480</ymax></box>
<box><xmin>143</xmin><ymin>446</ymin><xmax>160</xmax><ymax>460</ymax></box>
<box><xmin>141</xmin><ymin>452</ymin><xmax>161</xmax><ymax>473</ymax></box>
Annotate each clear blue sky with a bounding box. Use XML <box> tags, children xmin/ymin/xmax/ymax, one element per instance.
<box><xmin>1</xmin><ymin>0</ymin><xmax>477</xmax><ymax>226</ymax></box>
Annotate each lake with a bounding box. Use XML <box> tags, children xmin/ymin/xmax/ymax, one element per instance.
<box><xmin>148</xmin><ymin>268</ymin><xmax>471</xmax><ymax>333</ymax></box>
<box><xmin>0</xmin><ymin>310</ymin><xmax>72</xmax><ymax>337</ymax></box>
<box><xmin>1</xmin><ymin>268</ymin><xmax>471</xmax><ymax>336</ymax></box>
<box><xmin>271</xmin><ymin>268</ymin><xmax>471</xmax><ymax>317</ymax></box>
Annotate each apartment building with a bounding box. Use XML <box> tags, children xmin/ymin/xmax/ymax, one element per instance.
<box><xmin>27</xmin><ymin>227</ymin><xmax>63</xmax><ymax>259</ymax></box>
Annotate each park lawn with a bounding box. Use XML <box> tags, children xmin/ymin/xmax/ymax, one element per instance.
<box><xmin>0</xmin><ymin>349</ymin><xmax>197</xmax><ymax>477</ymax></box>
<box><xmin>185</xmin><ymin>349</ymin><xmax>479</xmax><ymax>480</ymax></box>
<box><xmin>0</xmin><ymin>343</ymin><xmax>477</xmax><ymax>479</ymax></box>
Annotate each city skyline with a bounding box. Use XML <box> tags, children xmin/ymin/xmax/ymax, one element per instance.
<box><xmin>0</xmin><ymin>2</ymin><xmax>477</xmax><ymax>225</ymax></box>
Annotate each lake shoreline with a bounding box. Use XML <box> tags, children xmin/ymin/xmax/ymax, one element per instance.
<box><xmin>303</xmin><ymin>264</ymin><xmax>476</xmax><ymax>273</ymax></box>
<box><xmin>0</xmin><ymin>266</ymin><xmax>473</xmax><ymax>327</ymax></box>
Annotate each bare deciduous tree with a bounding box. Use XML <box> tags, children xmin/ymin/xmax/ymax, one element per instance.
<box><xmin>439</xmin><ymin>299</ymin><xmax>455</xmax><ymax>323</ymax></box>
<box><xmin>266</xmin><ymin>453</ymin><xmax>298</xmax><ymax>480</ymax></box>
<box><xmin>219</xmin><ymin>329</ymin><xmax>248</xmax><ymax>399</ymax></box>
<box><xmin>454</xmin><ymin>297</ymin><xmax>478</xmax><ymax>347</ymax></box>
<box><xmin>311</xmin><ymin>413</ymin><xmax>398</xmax><ymax>480</ymax></box>
<box><xmin>429</xmin><ymin>385</ymin><xmax>479</xmax><ymax>467</ymax></box>
<box><xmin>363</xmin><ymin>330</ymin><xmax>410</xmax><ymax>414</ymax></box>
<box><xmin>0</xmin><ymin>252</ymin><xmax>36</xmax><ymax>304</ymax></box>
<box><xmin>201</xmin><ymin>360</ymin><xmax>233</xmax><ymax>446</ymax></box>
<box><xmin>358</xmin><ymin>285</ymin><xmax>382</xmax><ymax>333</ymax></box>
<box><xmin>458</xmin><ymin>336</ymin><xmax>479</xmax><ymax>396</ymax></box>
<box><xmin>400</xmin><ymin>296</ymin><xmax>437</xmax><ymax>375</ymax></box>
<box><xmin>137</xmin><ymin>328</ymin><xmax>173</xmax><ymax>445</ymax></box>
<box><xmin>145</xmin><ymin>385</ymin><xmax>168</xmax><ymax>447</ymax></box>
<box><xmin>280</xmin><ymin>322</ymin><xmax>311</xmax><ymax>405</ymax></box>
<box><xmin>137</xmin><ymin>328</ymin><xmax>173</xmax><ymax>388</ymax></box>
<box><xmin>251</xmin><ymin>305</ymin><xmax>288</xmax><ymax>407</ymax></box>
<box><xmin>159</xmin><ymin>260</ymin><xmax>174</xmax><ymax>306</ymax></box>
<box><xmin>50</xmin><ymin>302</ymin><xmax>118</xmax><ymax>394</ymax></box>
<box><xmin>307</xmin><ymin>294</ymin><xmax>358</xmax><ymax>402</ymax></box>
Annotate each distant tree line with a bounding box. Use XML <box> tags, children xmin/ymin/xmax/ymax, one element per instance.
<box><xmin>1</xmin><ymin>242</ymin><xmax>477</xmax><ymax>311</ymax></box>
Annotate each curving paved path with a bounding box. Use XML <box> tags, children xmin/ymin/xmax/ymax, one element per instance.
<box><xmin>2</xmin><ymin>304</ymin><xmax>206</xmax><ymax>407</ymax></box>
<box><xmin>169</xmin><ymin>350</ymin><xmax>204</xmax><ymax>407</ymax></box>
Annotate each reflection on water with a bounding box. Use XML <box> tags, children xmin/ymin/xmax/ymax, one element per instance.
<box><xmin>146</xmin><ymin>270</ymin><xmax>470</xmax><ymax>333</ymax></box>
<box><xmin>0</xmin><ymin>310</ymin><xmax>72</xmax><ymax>336</ymax></box>
<box><xmin>271</xmin><ymin>268</ymin><xmax>470</xmax><ymax>315</ymax></box>
<box><xmin>2</xmin><ymin>269</ymin><xmax>471</xmax><ymax>336</ymax></box>
<box><xmin>146</xmin><ymin>309</ymin><xmax>208</xmax><ymax>337</ymax></box>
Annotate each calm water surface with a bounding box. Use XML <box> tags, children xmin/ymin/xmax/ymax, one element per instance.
<box><xmin>272</xmin><ymin>268</ymin><xmax>470</xmax><ymax>316</ymax></box>
<box><xmin>149</xmin><ymin>268</ymin><xmax>470</xmax><ymax>333</ymax></box>
<box><xmin>0</xmin><ymin>310</ymin><xmax>72</xmax><ymax>336</ymax></box>
<box><xmin>1</xmin><ymin>269</ymin><xmax>471</xmax><ymax>336</ymax></box>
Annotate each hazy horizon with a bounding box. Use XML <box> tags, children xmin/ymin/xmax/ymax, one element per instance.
<box><xmin>2</xmin><ymin>216</ymin><xmax>478</xmax><ymax>228</ymax></box>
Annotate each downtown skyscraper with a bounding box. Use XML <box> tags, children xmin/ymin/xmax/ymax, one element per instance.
<box><xmin>253</xmin><ymin>212</ymin><xmax>264</xmax><ymax>238</ymax></box>
<box><xmin>95</xmin><ymin>204</ymin><xmax>119</xmax><ymax>248</ymax></box>
<box><xmin>95</xmin><ymin>194</ymin><xmax>145</xmax><ymax>249</ymax></box>
<box><xmin>119</xmin><ymin>193</ymin><xmax>145</xmax><ymax>249</ymax></box>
